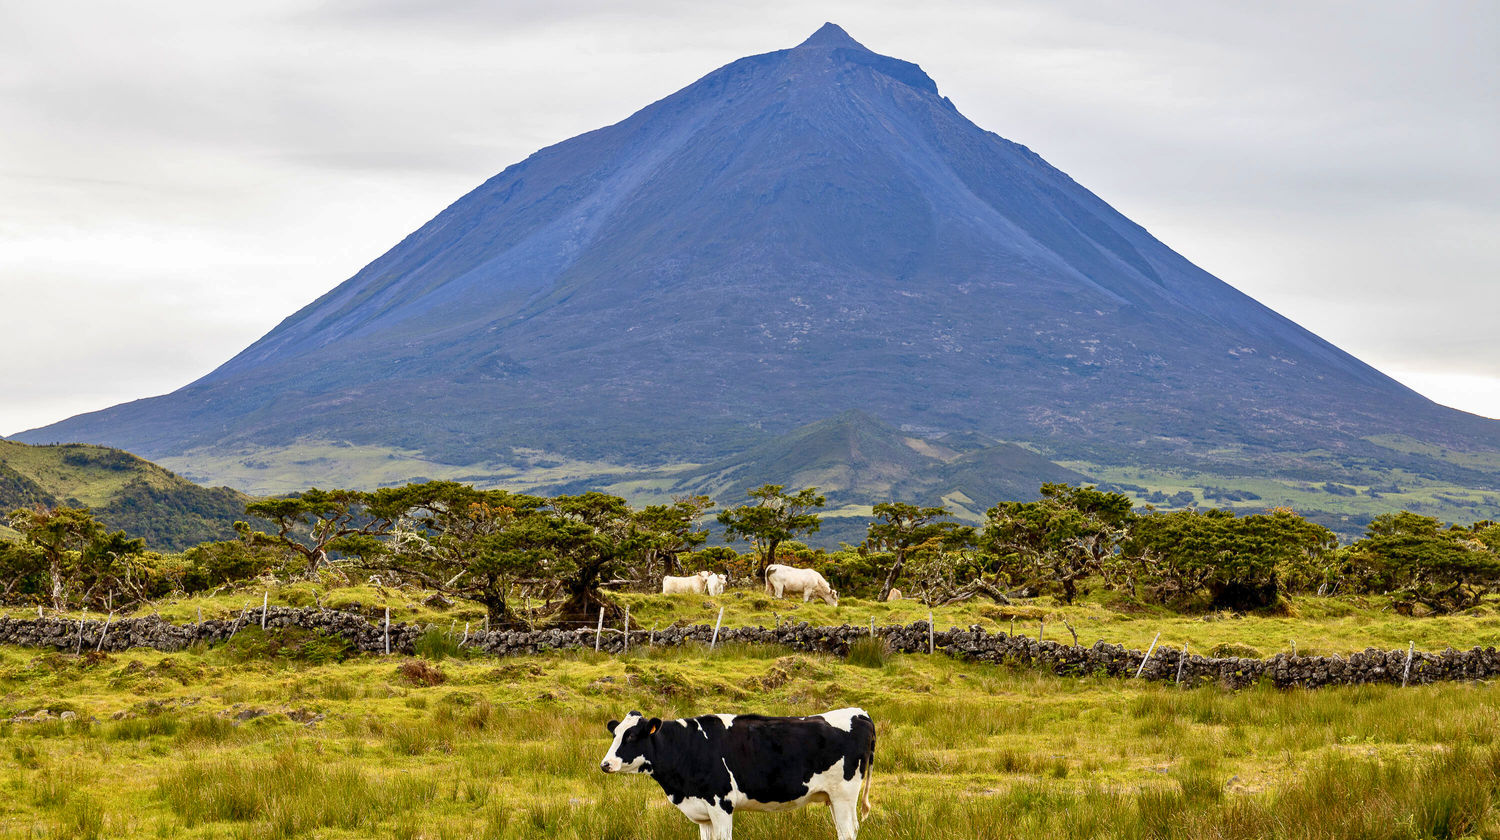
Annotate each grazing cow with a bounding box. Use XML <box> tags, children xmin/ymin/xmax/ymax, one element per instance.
<box><xmin>705</xmin><ymin>573</ymin><xmax>727</xmax><ymax>597</ymax></box>
<box><xmin>662</xmin><ymin>571</ymin><xmax>713</xmax><ymax>595</ymax></box>
<box><xmin>601</xmin><ymin>708</ymin><xmax>875</xmax><ymax>840</ymax></box>
<box><xmin>886</xmin><ymin>588</ymin><xmax>902</xmax><ymax>602</ymax></box>
<box><xmin>764</xmin><ymin>564</ymin><xmax>838</xmax><ymax>606</ymax></box>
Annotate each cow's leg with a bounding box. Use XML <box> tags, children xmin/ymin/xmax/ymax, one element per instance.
<box><xmin>831</xmin><ymin>798</ymin><xmax>860</xmax><ymax>840</ymax></box>
<box><xmin>696</xmin><ymin>821</ymin><xmax>713</xmax><ymax>840</ymax></box>
<box><xmin>707</xmin><ymin>807</ymin><xmax>734</xmax><ymax>840</ymax></box>
<box><xmin>803</xmin><ymin>589</ymin><xmax>813</xmax><ymax>603</ymax></box>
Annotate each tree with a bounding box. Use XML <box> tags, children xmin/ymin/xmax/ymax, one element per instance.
<box><xmin>374</xmin><ymin>481</ymin><xmax>545</xmax><ymax>623</ymax></box>
<box><xmin>6</xmin><ymin>505</ymin><xmax>149</xmax><ymax>610</ymax></box>
<box><xmin>1119</xmin><ymin>507</ymin><xmax>1337</xmax><ymax>609</ymax></box>
<box><xmin>1345</xmin><ymin>512</ymin><xmax>1500</xmax><ymax>613</ymax></box>
<box><xmin>717</xmin><ymin>485</ymin><xmax>825</xmax><ymax>579</ymax></box>
<box><xmin>550</xmin><ymin>492</ymin><xmax>636</xmax><ymax>619</ymax></box>
<box><xmin>864</xmin><ymin>502</ymin><xmax>959</xmax><ymax>601</ymax></box>
<box><xmin>75</xmin><ymin>529</ymin><xmax>153</xmax><ymax>609</ymax></box>
<box><xmin>633</xmin><ymin>496</ymin><xmax>715</xmax><ymax>583</ymax></box>
<box><xmin>240</xmin><ymin>488</ymin><xmax>403</xmax><ymax>578</ymax></box>
<box><xmin>8</xmin><ymin>505</ymin><xmax>104</xmax><ymax>609</ymax></box>
<box><xmin>0</xmin><ymin>539</ymin><xmax>46</xmax><ymax>604</ymax></box>
<box><xmin>177</xmin><ymin>539</ymin><xmax>278</xmax><ymax>594</ymax></box>
<box><xmin>981</xmin><ymin>484</ymin><xmax>1135</xmax><ymax>604</ymax></box>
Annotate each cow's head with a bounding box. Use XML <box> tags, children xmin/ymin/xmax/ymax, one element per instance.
<box><xmin>821</xmin><ymin>586</ymin><xmax>839</xmax><ymax>607</ymax></box>
<box><xmin>601</xmin><ymin>711</ymin><xmax>660</xmax><ymax>774</ymax></box>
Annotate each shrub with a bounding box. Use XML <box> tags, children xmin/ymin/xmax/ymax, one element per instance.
<box><xmin>396</xmin><ymin>660</ymin><xmax>446</xmax><ymax>687</ymax></box>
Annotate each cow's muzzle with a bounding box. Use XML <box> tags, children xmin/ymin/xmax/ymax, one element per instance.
<box><xmin>600</xmin><ymin>762</ymin><xmax>615</xmax><ymax>773</ymax></box>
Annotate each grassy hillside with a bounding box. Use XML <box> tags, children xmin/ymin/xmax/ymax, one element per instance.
<box><xmin>1064</xmin><ymin>457</ymin><xmax>1500</xmax><ymax>539</ymax></box>
<box><xmin>149</xmin><ymin>426</ymin><xmax>1500</xmax><ymax>547</ymax></box>
<box><xmin>0</xmin><ymin>441</ymin><xmax>251</xmax><ymax>551</ymax></box>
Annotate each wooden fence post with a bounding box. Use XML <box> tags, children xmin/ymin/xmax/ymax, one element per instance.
<box><xmin>928</xmin><ymin>611</ymin><xmax>935</xmax><ymax>655</ymax></box>
<box><xmin>1402</xmin><ymin>641</ymin><xmax>1415</xmax><ymax>687</ymax></box>
<box><xmin>710</xmin><ymin>608</ymin><xmax>724</xmax><ymax>651</ymax></box>
<box><xmin>595</xmin><ymin>607</ymin><xmax>605</xmax><ymax>652</ymax></box>
<box><xmin>96</xmin><ymin>612</ymin><xmax>114</xmax><ymax>652</ymax></box>
<box><xmin>1134</xmin><ymin>632</ymin><xmax>1162</xmax><ymax>679</ymax></box>
<box><xmin>383</xmin><ymin>607</ymin><xmax>391</xmax><ymax>655</ymax></box>
<box><xmin>228</xmin><ymin>602</ymin><xmax>251</xmax><ymax>641</ymax></box>
<box><xmin>260</xmin><ymin>592</ymin><xmax>268</xmax><ymax>629</ymax></box>
<box><xmin>623</xmin><ymin>606</ymin><xmax>630</xmax><ymax>653</ymax></box>
<box><xmin>460</xmin><ymin>622</ymin><xmax>470</xmax><ymax>648</ymax></box>
<box><xmin>75</xmin><ymin>612</ymin><xmax>86</xmax><ymax>655</ymax></box>
<box><xmin>1175</xmin><ymin>643</ymin><xmax>1188</xmax><ymax>686</ymax></box>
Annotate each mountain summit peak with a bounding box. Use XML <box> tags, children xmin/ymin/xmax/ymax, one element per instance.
<box><xmin>796</xmin><ymin>22</ymin><xmax>866</xmax><ymax>51</ymax></box>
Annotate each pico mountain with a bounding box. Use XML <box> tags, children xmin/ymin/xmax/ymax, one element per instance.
<box><xmin>14</xmin><ymin>24</ymin><xmax>1499</xmax><ymax>525</ymax></box>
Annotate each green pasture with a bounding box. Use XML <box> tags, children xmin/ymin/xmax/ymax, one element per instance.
<box><xmin>0</xmin><ymin>632</ymin><xmax>1497</xmax><ymax>839</ymax></box>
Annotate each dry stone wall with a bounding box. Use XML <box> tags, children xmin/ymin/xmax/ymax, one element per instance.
<box><xmin>1</xmin><ymin>608</ymin><xmax>1494</xmax><ymax>690</ymax></box>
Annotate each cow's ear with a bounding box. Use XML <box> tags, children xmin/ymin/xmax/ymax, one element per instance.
<box><xmin>607</xmin><ymin>719</ymin><xmax>619</xmax><ymax>734</ymax></box>
<box><xmin>647</xmin><ymin>718</ymin><xmax>661</xmax><ymax>735</ymax></box>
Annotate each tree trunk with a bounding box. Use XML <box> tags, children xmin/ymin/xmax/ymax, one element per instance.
<box><xmin>480</xmin><ymin>588</ymin><xmax>508</xmax><ymax>625</ymax></box>
<box><xmin>1060</xmin><ymin>575</ymin><xmax>1077</xmax><ymax>604</ymax></box>
<box><xmin>879</xmin><ymin>551</ymin><xmax>907</xmax><ymax>602</ymax></box>
<box><xmin>49</xmin><ymin>552</ymin><xmax>65</xmax><ymax>611</ymax></box>
<box><xmin>556</xmin><ymin>584</ymin><xmax>618</xmax><ymax>623</ymax></box>
<box><xmin>760</xmin><ymin>539</ymin><xmax>782</xmax><ymax>580</ymax></box>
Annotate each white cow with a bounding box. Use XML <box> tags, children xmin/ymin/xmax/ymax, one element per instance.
<box><xmin>887</xmin><ymin>588</ymin><xmax>902</xmax><ymax>602</ymax></box>
<box><xmin>765</xmin><ymin>564</ymin><xmax>838</xmax><ymax>606</ymax></box>
<box><xmin>662</xmin><ymin>570</ymin><xmax>726</xmax><ymax>596</ymax></box>
<box><xmin>705</xmin><ymin>573</ymin><xmax>727</xmax><ymax>596</ymax></box>
<box><xmin>662</xmin><ymin>571</ymin><xmax>711</xmax><ymax>595</ymax></box>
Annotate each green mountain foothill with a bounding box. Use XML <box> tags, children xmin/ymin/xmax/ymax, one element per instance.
<box><xmin>0</xmin><ymin>441</ymin><xmax>250</xmax><ymax>551</ymax></box>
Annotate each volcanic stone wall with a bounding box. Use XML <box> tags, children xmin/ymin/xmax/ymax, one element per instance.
<box><xmin>0</xmin><ymin>608</ymin><xmax>1493</xmax><ymax>689</ymax></box>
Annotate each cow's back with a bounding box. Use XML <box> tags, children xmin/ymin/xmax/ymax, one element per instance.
<box><xmin>717</xmin><ymin>710</ymin><xmax>874</xmax><ymax>809</ymax></box>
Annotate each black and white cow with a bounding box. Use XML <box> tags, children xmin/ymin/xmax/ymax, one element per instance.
<box><xmin>600</xmin><ymin>708</ymin><xmax>875</xmax><ymax>839</ymax></box>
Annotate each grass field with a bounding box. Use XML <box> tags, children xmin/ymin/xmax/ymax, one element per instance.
<box><xmin>2</xmin><ymin>581</ymin><xmax>1500</xmax><ymax>838</ymax></box>
<box><xmin>2</xmin><ymin>632</ymin><xmax>1498</xmax><ymax>840</ymax></box>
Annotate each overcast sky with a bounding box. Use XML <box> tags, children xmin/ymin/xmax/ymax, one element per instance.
<box><xmin>2</xmin><ymin>1</ymin><xmax>1497</xmax><ymax>437</ymax></box>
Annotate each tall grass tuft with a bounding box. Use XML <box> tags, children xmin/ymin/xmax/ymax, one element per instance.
<box><xmin>414</xmin><ymin>627</ymin><xmax>461</xmax><ymax>661</ymax></box>
<box><xmin>846</xmin><ymin>636</ymin><xmax>889</xmax><ymax>669</ymax></box>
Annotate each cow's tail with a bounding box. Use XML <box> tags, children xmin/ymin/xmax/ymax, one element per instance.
<box><xmin>859</xmin><ymin>731</ymin><xmax>875</xmax><ymax>819</ymax></box>
<box><xmin>763</xmin><ymin>564</ymin><xmax>774</xmax><ymax>596</ymax></box>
